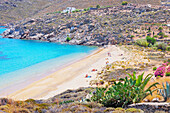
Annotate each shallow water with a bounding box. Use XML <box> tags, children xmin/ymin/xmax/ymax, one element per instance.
<box><xmin>0</xmin><ymin>27</ymin><xmax>97</xmax><ymax>95</ymax></box>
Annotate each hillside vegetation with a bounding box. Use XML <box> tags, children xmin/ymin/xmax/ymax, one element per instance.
<box><xmin>0</xmin><ymin>0</ymin><xmax>161</xmax><ymax>24</ymax></box>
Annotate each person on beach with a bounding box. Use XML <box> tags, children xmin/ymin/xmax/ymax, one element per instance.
<box><xmin>108</xmin><ymin>52</ymin><xmax>111</xmax><ymax>57</ymax></box>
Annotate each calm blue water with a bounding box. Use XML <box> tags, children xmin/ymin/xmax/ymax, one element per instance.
<box><xmin>0</xmin><ymin>27</ymin><xmax>96</xmax><ymax>76</ymax></box>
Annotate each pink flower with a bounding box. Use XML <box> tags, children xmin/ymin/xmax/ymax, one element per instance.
<box><xmin>162</xmin><ymin>62</ymin><xmax>168</xmax><ymax>66</ymax></box>
<box><xmin>154</xmin><ymin>66</ymin><xmax>166</xmax><ymax>77</ymax></box>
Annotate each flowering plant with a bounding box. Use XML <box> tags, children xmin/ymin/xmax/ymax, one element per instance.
<box><xmin>154</xmin><ymin>66</ymin><xmax>166</xmax><ymax>77</ymax></box>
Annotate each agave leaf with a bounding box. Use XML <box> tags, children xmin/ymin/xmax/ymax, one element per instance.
<box><xmin>119</xmin><ymin>78</ymin><xmax>125</xmax><ymax>81</ymax></box>
<box><xmin>143</xmin><ymin>74</ymin><xmax>153</xmax><ymax>82</ymax></box>
<box><xmin>145</xmin><ymin>82</ymin><xmax>159</xmax><ymax>92</ymax></box>
<box><xmin>127</xmin><ymin>73</ymin><xmax>133</xmax><ymax>79</ymax></box>
<box><xmin>141</xmin><ymin>74</ymin><xmax>153</xmax><ymax>89</ymax></box>
<box><xmin>133</xmin><ymin>71</ymin><xmax>136</xmax><ymax>80</ymax></box>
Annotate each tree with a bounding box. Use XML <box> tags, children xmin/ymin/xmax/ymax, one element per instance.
<box><xmin>122</xmin><ymin>1</ymin><xmax>128</xmax><ymax>5</ymax></box>
<box><xmin>96</xmin><ymin>5</ymin><xmax>100</xmax><ymax>9</ymax></box>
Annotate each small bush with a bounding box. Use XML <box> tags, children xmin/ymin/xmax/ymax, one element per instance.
<box><xmin>166</xmin><ymin>46</ymin><xmax>170</xmax><ymax>51</ymax></box>
<box><xmin>164</xmin><ymin>35</ymin><xmax>168</xmax><ymax>38</ymax></box>
<box><xmin>153</xmin><ymin>67</ymin><xmax>157</xmax><ymax>71</ymax></box>
<box><xmin>158</xmin><ymin>32</ymin><xmax>165</xmax><ymax>38</ymax></box>
<box><xmin>146</xmin><ymin>36</ymin><xmax>156</xmax><ymax>45</ymax></box>
<box><xmin>166</xmin><ymin>72</ymin><xmax>170</xmax><ymax>76</ymax></box>
<box><xmin>122</xmin><ymin>1</ymin><xmax>128</xmax><ymax>5</ymax></box>
<box><xmin>158</xmin><ymin>27</ymin><xmax>163</xmax><ymax>31</ymax></box>
<box><xmin>66</xmin><ymin>37</ymin><xmax>71</xmax><ymax>41</ymax></box>
<box><xmin>136</xmin><ymin>39</ymin><xmax>149</xmax><ymax>47</ymax></box>
<box><xmin>157</xmin><ymin>42</ymin><xmax>167</xmax><ymax>51</ymax></box>
<box><xmin>75</xmin><ymin>9</ymin><xmax>80</xmax><ymax>12</ymax></box>
<box><xmin>166</xmin><ymin>66</ymin><xmax>170</xmax><ymax>77</ymax></box>
<box><xmin>153</xmin><ymin>35</ymin><xmax>158</xmax><ymax>38</ymax></box>
<box><xmin>84</xmin><ymin>8</ymin><xmax>87</xmax><ymax>11</ymax></box>
<box><xmin>96</xmin><ymin>5</ymin><xmax>100</xmax><ymax>9</ymax></box>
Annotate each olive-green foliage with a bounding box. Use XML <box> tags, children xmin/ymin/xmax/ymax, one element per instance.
<box><xmin>136</xmin><ymin>39</ymin><xmax>149</xmax><ymax>47</ymax></box>
<box><xmin>59</xmin><ymin>100</ymin><xmax>74</xmax><ymax>105</ymax></box>
<box><xmin>96</xmin><ymin>5</ymin><xmax>100</xmax><ymax>8</ymax></box>
<box><xmin>158</xmin><ymin>27</ymin><xmax>163</xmax><ymax>31</ymax></box>
<box><xmin>158</xmin><ymin>82</ymin><xmax>170</xmax><ymax>102</ymax></box>
<box><xmin>122</xmin><ymin>1</ymin><xmax>128</xmax><ymax>5</ymax></box>
<box><xmin>91</xmin><ymin>72</ymin><xmax>158</xmax><ymax>107</ymax></box>
<box><xmin>146</xmin><ymin>36</ymin><xmax>156</xmax><ymax>45</ymax></box>
<box><xmin>153</xmin><ymin>67</ymin><xmax>157</xmax><ymax>71</ymax></box>
<box><xmin>158</xmin><ymin>32</ymin><xmax>165</xmax><ymax>37</ymax></box>
<box><xmin>166</xmin><ymin>46</ymin><xmax>170</xmax><ymax>51</ymax></box>
<box><xmin>75</xmin><ymin>9</ymin><xmax>80</xmax><ymax>12</ymax></box>
<box><xmin>153</xmin><ymin>35</ymin><xmax>158</xmax><ymax>38</ymax></box>
<box><xmin>126</xmin><ymin>108</ymin><xmax>144</xmax><ymax>113</ymax></box>
<box><xmin>66</xmin><ymin>37</ymin><xmax>71</xmax><ymax>41</ymax></box>
<box><xmin>156</xmin><ymin>42</ymin><xmax>167</xmax><ymax>51</ymax></box>
<box><xmin>166</xmin><ymin>72</ymin><xmax>170</xmax><ymax>76</ymax></box>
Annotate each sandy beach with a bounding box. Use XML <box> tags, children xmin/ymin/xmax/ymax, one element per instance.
<box><xmin>8</xmin><ymin>45</ymin><xmax>126</xmax><ymax>100</ymax></box>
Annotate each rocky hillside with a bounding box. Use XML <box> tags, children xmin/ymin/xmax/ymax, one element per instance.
<box><xmin>2</xmin><ymin>4</ymin><xmax>169</xmax><ymax>46</ymax></box>
<box><xmin>0</xmin><ymin>0</ymin><xmax>161</xmax><ymax>24</ymax></box>
<box><xmin>0</xmin><ymin>0</ymin><xmax>55</xmax><ymax>24</ymax></box>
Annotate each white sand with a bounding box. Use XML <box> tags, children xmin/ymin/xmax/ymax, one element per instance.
<box><xmin>8</xmin><ymin>45</ymin><xmax>126</xmax><ymax>100</ymax></box>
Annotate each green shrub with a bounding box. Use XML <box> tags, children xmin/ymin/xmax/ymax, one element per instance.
<box><xmin>158</xmin><ymin>32</ymin><xmax>165</xmax><ymax>38</ymax></box>
<box><xmin>157</xmin><ymin>42</ymin><xmax>167</xmax><ymax>51</ymax></box>
<box><xmin>72</xmin><ymin>11</ymin><xmax>75</xmax><ymax>13</ymax></box>
<box><xmin>96</xmin><ymin>5</ymin><xmax>100</xmax><ymax>9</ymax></box>
<box><xmin>164</xmin><ymin>35</ymin><xmax>168</xmax><ymax>38</ymax></box>
<box><xmin>146</xmin><ymin>36</ymin><xmax>156</xmax><ymax>45</ymax></box>
<box><xmin>153</xmin><ymin>35</ymin><xmax>158</xmax><ymax>38</ymax></box>
<box><xmin>158</xmin><ymin>27</ymin><xmax>163</xmax><ymax>31</ymax></box>
<box><xmin>91</xmin><ymin>72</ymin><xmax>158</xmax><ymax>107</ymax></box>
<box><xmin>166</xmin><ymin>72</ymin><xmax>170</xmax><ymax>76</ymax></box>
<box><xmin>122</xmin><ymin>1</ymin><xmax>128</xmax><ymax>5</ymax></box>
<box><xmin>136</xmin><ymin>39</ymin><xmax>149</xmax><ymax>47</ymax></box>
<box><xmin>66</xmin><ymin>37</ymin><xmax>71</xmax><ymax>41</ymax></box>
<box><xmin>75</xmin><ymin>9</ymin><xmax>80</xmax><ymax>12</ymax></box>
<box><xmin>166</xmin><ymin>46</ymin><xmax>170</xmax><ymax>51</ymax></box>
<box><xmin>84</xmin><ymin>8</ymin><xmax>87</xmax><ymax>11</ymax></box>
<box><xmin>56</xmin><ymin>11</ymin><xmax>61</xmax><ymax>13</ymax></box>
<box><xmin>130</xmin><ymin>35</ymin><xmax>134</xmax><ymax>39</ymax></box>
<box><xmin>153</xmin><ymin>67</ymin><xmax>157</xmax><ymax>71</ymax></box>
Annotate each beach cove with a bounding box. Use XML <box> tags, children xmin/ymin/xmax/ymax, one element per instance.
<box><xmin>8</xmin><ymin>45</ymin><xmax>126</xmax><ymax>100</ymax></box>
<box><xmin>0</xmin><ymin>27</ymin><xmax>97</xmax><ymax>98</ymax></box>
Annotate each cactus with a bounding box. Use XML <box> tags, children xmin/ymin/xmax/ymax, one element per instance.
<box><xmin>158</xmin><ymin>82</ymin><xmax>170</xmax><ymax>102</ymax></box>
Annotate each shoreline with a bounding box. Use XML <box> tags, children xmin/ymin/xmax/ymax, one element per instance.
<box><xmin>0</xmin><ymin>48</ymin><xmax>97</xmax><ymax>97</ymax></box>
<box><xmin>7</xmin><ymin>45</ymin><xmax>125</xmax><ymax>100</ymax></box>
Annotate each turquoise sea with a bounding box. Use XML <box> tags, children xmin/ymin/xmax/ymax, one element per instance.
<box><xmin>0</xmin><ymin>27</ymin><xmax>97</xmax><ymax>96</ymax></box>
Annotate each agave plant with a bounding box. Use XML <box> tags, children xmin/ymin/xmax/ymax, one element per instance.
<box><xmin>158</xmin><ymin>82</ymin><xmax>170</xmax><ymax>102</ymax></box>
<box><xmin>91</xmin><ymin>72</ymin><xmax>159</xmax><ymax>107</ymax></box>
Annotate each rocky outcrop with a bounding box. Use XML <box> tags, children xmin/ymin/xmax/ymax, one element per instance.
<box><xmin>2</xmin><ymin>4</ymin><xmax>169</xmax><ymax>46</ymax></box>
